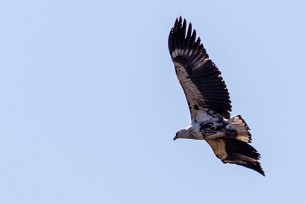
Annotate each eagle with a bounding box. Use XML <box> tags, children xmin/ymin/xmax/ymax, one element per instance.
<box><xmin>169</xmin><ymin>17</ymin><xmax>264</xmax><ymax>176</ymax></box>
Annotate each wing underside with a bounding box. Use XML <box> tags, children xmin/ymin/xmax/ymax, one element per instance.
<box><xmin>169</xmin><ymin>17</ymin><xmax>231</xmax><ymax>119</ymax></box>
<box><xmin>206</xmin><ymin>138</ymin><xmax>265</xmax><ymax>176</ymax></box>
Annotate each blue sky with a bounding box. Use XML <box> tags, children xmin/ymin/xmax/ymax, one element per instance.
<box><xmin>1</xmin><ymin>0</ymin><xmax>306</xmax><ymax>203</ymax></box>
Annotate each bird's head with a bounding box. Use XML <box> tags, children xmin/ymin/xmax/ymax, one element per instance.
<box><xmin>173</xmin><ymin>129</ymin><xmax>190</xmax><ymax>140</ymax></box>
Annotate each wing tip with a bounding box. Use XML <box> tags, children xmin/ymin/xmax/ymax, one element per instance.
<box><xmin>257</xmin><ymin>166</ymin><xmax>265</xmax><ymax>176</ymax></box>
<box><xmin>223</xmin><ymin>156</ymin><xmax>265</xmax><ymax>176</ymax></box>
<box><xmin>231</xmin><ymin>155</ymin><xmax>264</xmax><ymax>176</ymax></box>
<box><xmin>169</xmin><ymin>17</ymin><xmax>197</xmax><ymax>54</ymax></box>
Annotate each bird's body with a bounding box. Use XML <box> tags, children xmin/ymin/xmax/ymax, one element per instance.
<box><xmin>169</xmin><ymin>17</ymin><xmax>264</xmax><ymax>176</ymax></box>
<box><xmin>176</xmin><ymin>111</ymin><xmax>226</xmax><ymax>140</ymax></box>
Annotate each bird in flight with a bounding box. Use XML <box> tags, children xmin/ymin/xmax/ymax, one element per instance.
<box><xmin>169</xmin><ymin>17</ymin><xmax>264</xmax><ymax>176</ymax></box>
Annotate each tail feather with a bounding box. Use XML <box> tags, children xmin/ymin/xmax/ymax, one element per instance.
<box><xmin>227</xmin><ymin>115</ymin><xmax>252</xmax><ymax>143</ymax></box>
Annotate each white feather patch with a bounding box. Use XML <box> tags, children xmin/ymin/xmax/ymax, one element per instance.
<box><xmin>174</xmin><ymin>62</ymin><xmax>206</xmax><ymax>119</ymax></box>
<box><xmin>195</xmin><ymin>111</ymin><xmax>213</xmax><ymax>122</ymax></box>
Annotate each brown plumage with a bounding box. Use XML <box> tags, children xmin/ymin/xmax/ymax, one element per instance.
<box><xmin>169</xmin><ymin>17</ymin><xmax>264</xmax><ymax>176</ymax></box>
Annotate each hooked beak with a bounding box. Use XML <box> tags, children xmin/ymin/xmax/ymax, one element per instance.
<box><xmin>173</xmin><ymin>132</ymin><xmax>178</xmax><ymax>141</ymax></box>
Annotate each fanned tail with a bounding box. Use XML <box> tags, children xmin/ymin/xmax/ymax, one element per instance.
<box><xmin>226</xmin><ymin>115</ymin><xmax>252</xmax><ymax>143</ymax></box>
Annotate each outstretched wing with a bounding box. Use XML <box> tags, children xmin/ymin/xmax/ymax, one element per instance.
<box><xmin>168</xmin><ymin>17</ymin><xmax>231</xmax><ymax>119</ymax></box>
<box><xmin>206</xmin><ymin>138</ymin><xmax>265</xmax><ymax>176</ymax></box>
<box><xmin>169</xmin><ymin>17</ymin><xmax>263</xmax><ymax>176</ymax></box>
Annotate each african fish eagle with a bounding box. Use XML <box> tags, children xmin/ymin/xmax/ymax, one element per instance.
<box><xmin>169</xmin><ymin>17</ymin><xmax>264</xmax><ymax>176</ymax></box>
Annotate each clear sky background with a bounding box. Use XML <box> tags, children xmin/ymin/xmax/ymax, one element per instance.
<box><xmin>1</xmin><ymin>0</ymin><xmax>306</xmax><ymax>203</ymax></box>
